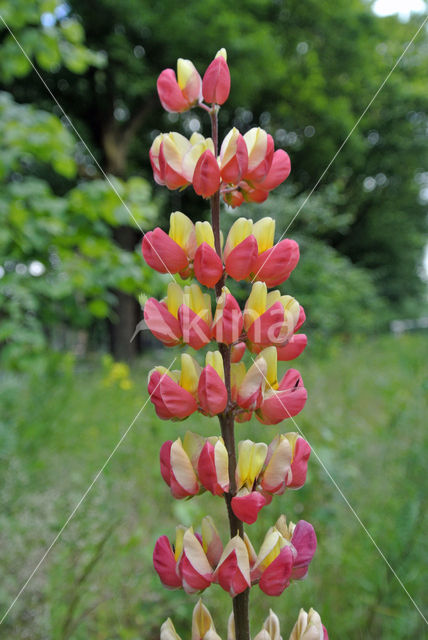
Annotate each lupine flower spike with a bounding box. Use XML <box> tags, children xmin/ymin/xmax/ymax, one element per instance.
<box><xmin>145</xmin><ymin>48</ymin><xmax>330</xmax><ymax>640</ymax></box>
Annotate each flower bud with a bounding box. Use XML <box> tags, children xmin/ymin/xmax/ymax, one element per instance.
<box><xmin>161</xmin><ymin>618</ymin><xmax>182</xmax><ymax>640</ymax></box>
<box><xmin>231</xmin><ymin>341</ymin><xmax>246</xmax><ymax>363</ymax></box>
<box><xmin>202</xmin><ymin>49</ymin><xmax>231</xmax><ymax>105</ymax></box>
<box><xmin>192</xmin><ymin>599</ymin><xmax>222</xmax><ymax>640</ymax></box>
<box><xmin>258</xmin><ymin>610</ymin><xmax>281</xmax><ymax>640</ymax></box>
<box><xmin>289</xmin><ymin>608</ymin><xmax>327</xmax><ymax>640</ymax></box>
<box><xmin>276</xmin><ymin>334</ymin><xmax>308</xmax><ymax>361</ymax></box>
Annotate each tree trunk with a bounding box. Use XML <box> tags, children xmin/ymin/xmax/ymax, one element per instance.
<box><xmin>108</xmin><ymin>226</ymin><xmax>140</xmax><ymax>360</ymax></box>
<box><xmin>102</xmin><ymin>121</ymin><xmax>138</xmax><ymax>360</ymax></box>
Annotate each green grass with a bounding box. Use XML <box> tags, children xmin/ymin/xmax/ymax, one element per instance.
<box><xmin>0</xmin><ymin>334</ymin><xmax>427</xmax><ymax>639</ymax></box>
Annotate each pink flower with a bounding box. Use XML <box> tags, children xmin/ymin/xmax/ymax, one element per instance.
<box><xmin>212</xmin><ymin>287</ymin><xmax>243</xmax><ymax>345</ymax></box>
<box><xmin>198</xmin><ymin>351</ymin><xmax>228</xmax><ymax>416</ymax></box>
<box><xmin>256</xmin><ymin>368</ymin><xmax>307</xmax><ymax>425</ymax></box>
<box><xmin>276</xmin><ymin>334</ymin><xmax>308</xmax><ymax>361</ymax></box>
<box><xmin>193</xmin><ymin>149</ymin><xmax>221</xmax><ymax>198</ymax></box>
<box><xmin>178</xmin><ymin>529</ymin><xmax>214</xmax><ymax>594</ymax></box>
<box><xmin>197</xmin><ymin>438</ymin><xmax>229</xmax><ymax>496</ymax></box>
<box><xmin>202</xmin><ymin>49</ymin><xmax>231</xmax><ymax>105</ymax></box>
<box><xmin>153</xmin><ymin>533</ymin><xmax>183</xmax><ymax>590</ymax></box>
<box><xmin>213</xmin><ymin>536</ymin><xmax>251</xmax><ymax>597</ymax></box>
<box><xmin>251</xmin><ymin>525</ymin><xmax>294</xmax><ymax>596</ymax></box>
<box><xmin>243</xmin><ymin>128</ymin><xmax>275</xmax><ymax>183</ymax></box>
<box><xmin>159</xmin><ymin>438</ymin><xmax>200</xmax><ymax>499</ymax></box>
<box><xmin>287</xmin><ymin>434</ymin><xmax>311</xmax><ymax>489</ymax></box>
<box><xmin>236</xmin><ymin>356</ymin><xmax>267</xmax><ymax>411</ymax></box>
<box><xmin>244</xmin><ymin>282</ymin><xmax>300</xmax><ymax>348</ymax></box>
<box><xmin>143</xmin><ymin>282</ymin><xmax>183</xmax><ymax>347</ymax></box>
<box><xmin>142</xmin><ymin>228</ymin><xmax>188</xmax><ymax>274</ymax></box>
<box><xmin>193</xmin><ymin>220</ymin><xmax>223</xmax><ymax>288</ymax></box>
<box><xmin>251</xmin><ymin>516</ymin><xmax>316</xmax><ymax>596</ymax></box>
<box><xmin>178</xmin><ymin>284</ymin><xmax>212</xmax><ymax>350</ymax></box>
<box><xmin>251</xmin><ymin>149</ymin><xmax>291</xmax><ymax>192</ymax></box>
<box><xmin>289</xmin><ymin>520</ymin><xmax>317</xmax><ymax>580</ymax></box>
<box><xmin>148</xmin><ymin>354</ymin><xmax>200</xmax><ymax>420</ymax></box>
<box><xmin>141</xmin><ymin>211</ymin><xmax>195</xmax><ymax>276</ymax></box>
<box><xmin>154</xmin><ymin>522</ymin><xmax>219</xmax><ymax>595</ymax></box>
<box><xmin>253</xmin><ymin>238</ymin><xmax>300</xmax><ymax>288</ymax></box>
<box><xmin>150</xmin><ymin>132</ymin><xmax>215</xmax><ymax>191</ymax></box>
<box><xmin>219</xmin><ymin>127</ymin><xmax>248</xmax><ymax>184</ymax></box>
<box><xmin>223</xmin><ymin>218</ymin><xmax>258</xmax><ymax>281</ymax></box>
<box><xmin>158</xmin><ymin>132</ymin><xmax>192</xmax><ymax>189</ymax></box>
<box><xmin>231</xmin><ymin>491</ymin><xmax>269</xmax><ymax>525</ymax></box>
<box><xmin>260</xmin><ymin>434</ymin><xmax>293</xmax><ymax>494</ymax></box>
<box><xmin>157</xmin><ymin>58</ymin><xmax>202</xmax><ymax>113</ymax></box>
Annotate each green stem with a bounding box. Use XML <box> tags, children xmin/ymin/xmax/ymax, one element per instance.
<box><xmin>209</xmin><ymin>105</ymin><xmax>250</xmax><ymax>640</ymax></box>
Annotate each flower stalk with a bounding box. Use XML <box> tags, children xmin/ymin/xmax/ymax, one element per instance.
<box><xmin>210</xmin><ymin>102</ymin><xmax>250</xmax><ymax>639</ymax></box>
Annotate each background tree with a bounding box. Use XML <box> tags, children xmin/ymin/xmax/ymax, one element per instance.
<box><xmin>1</xmin><ymin>0</ymin><xmax>427</xmax><ymax>361</ymax></box>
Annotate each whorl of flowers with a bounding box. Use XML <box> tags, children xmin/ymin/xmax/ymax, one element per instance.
<box><xmin>142</xmin><ymin>49</ymin><xmax>329</xmax><ymax>640</ymax></box>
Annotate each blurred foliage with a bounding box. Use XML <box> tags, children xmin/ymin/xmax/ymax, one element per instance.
<box><xmin>0</xmin><ymin>336</ymin><xmax>426</xmax><ymax>638</ymax></box>
<box><xmin>0</xmin><ymin>3</ymin><xmax>162</xmax><ymax>370</ymax></box>
<box><xmin>43</xmin><ymin>0</ymin><xmax>427</xmax><ymax>309</ymax></box>
<box><xmin>0</xmin><ymin>0</ymin><xmax>427</xmax><ymax>366</ymax></box>
<box><xmin>0</xmin><ymin>0</ymin><xmax>105</xmax><ymax>81</ymax></box>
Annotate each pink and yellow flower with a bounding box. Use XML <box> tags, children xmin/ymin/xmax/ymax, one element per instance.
<box><xmin>255</xmin><ymin>347</ymin><xmax>307</xmax><ymax>424</ymax></box>
<box><xmin>198</xmin><ymin>351</ymin><xmax>228</xmax><ymax>415</ymax></box>
<box><xmin>148</xmin><ymin>354</ymin><xmax>200</xmax><ymax>420</ymax></box>
<box><xmin>212</xmin><ymin>286</ymin><xmax>243</xmax><ymax>345</ymax></box>
<box><xmin>157</xmin><ymin>58</ymin><xmax>202</xmax><ymax>113</ymax></box>
<box><xmin>178</xmin><ymin>284</ymin><xmax>212</xmax><ymax>350</ymax></box>
<box><xmin>142</xmin><ymin>211</ymin><xmax>195</xmax><ymax>276</ymax></box>
<box><xmin>244</xmin><ymin>281</ymin><xmax>300</xmax><ymax>348</ymax></box>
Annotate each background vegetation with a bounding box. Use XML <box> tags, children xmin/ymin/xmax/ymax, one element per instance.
<box><xmin>0</xmin><ymin>0</ymin><xmax>427</xmax><ymax>638</ymax></box>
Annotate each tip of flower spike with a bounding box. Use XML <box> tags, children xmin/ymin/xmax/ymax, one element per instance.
<box><xmin>216</xmin><ymin>48</ymin><xmax>227</xmax><ymax>61</ymax></box>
